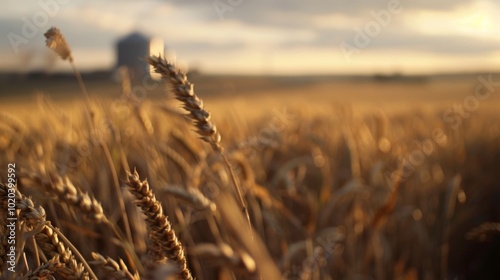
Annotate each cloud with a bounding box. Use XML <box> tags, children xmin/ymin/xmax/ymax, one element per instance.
<box><xmin>362</xmin><ymin>33</ymin><xmax>500</xmax><ymax>54</ymax></box>
<box><xmin>0</xmin><ymin>0</ymin><xmax>498</xmax><ymax>73</ymax></box>
<box><xmin>160</xmin><ymin>0</ymin><xmax>499</xmax><ymax>56</ymax></box>
<box><xmin>0</xmin><ymin>17</ymin><xmax>118</xmax><ymax>52</ymax></box>
<box><xmin>167</xmin><ymin>0</ymin><xmax>478</xmax><ymax>26</ymax></box>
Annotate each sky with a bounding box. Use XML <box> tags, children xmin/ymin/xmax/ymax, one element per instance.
<box><xmin>1</xmin><ymin>0</ymin><xmax>499</xmax><ymax>75</ymax></box>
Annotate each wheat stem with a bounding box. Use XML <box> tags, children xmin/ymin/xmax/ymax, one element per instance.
<box><xmin>147</xmin><ymin>55</ymin><xmax>253</xmax><ymax>237</ymax></box>
<box><xmin>125</xmin><ymin>171</ymin><xmax>193</xmax><ymax>280</ymax></box>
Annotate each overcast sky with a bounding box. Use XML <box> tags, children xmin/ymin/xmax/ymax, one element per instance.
<box><xmin>1</xmin><ymin>0</ymin><xmax>499</xmax><ymax>74</ymax></box>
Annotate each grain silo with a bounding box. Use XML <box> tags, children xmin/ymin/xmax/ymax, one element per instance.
<box><xmin>116</xmin><ymin>32</ymin><xmax>164</xmax><ymax>81</ymax></box>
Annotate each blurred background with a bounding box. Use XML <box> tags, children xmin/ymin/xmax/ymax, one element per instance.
<box><xmin>1</xmin><ymin>0</ymin><xmax>499</xmax><ymax>75</ymax></box>
<box><xmin>1</xmin><ymin>0</ymin><xmax>499</xmax><ymax>117</ymax></box>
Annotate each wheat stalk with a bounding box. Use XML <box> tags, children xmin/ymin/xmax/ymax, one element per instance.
<box><xmin>22</xmin><ymin>172</ymin><xmax>105</xmax><ymax>223</ymax></box>
<box><xmin>35</xmin><ymin>223</ymin><xmax>91</xmax><ymax>280</ymax></box>
<box><xmin>90</xmin><ymin>252</ymin><xmax>140</xmax><ymax>280</ymax></box>
<box><xmin>125</xmin><ymin>171</ymin><xmax>193</xmax><ymax>280</ymax></box>
<box><xmin>147</xmin><ymin>55</ymin><xmax>252</xmax><ymax>238</ymax></box>
<box><xmin>20</xmin><ymin>256</ymin><xmax>64</xmax><ymax>280</ymax></box>
<box><xmin>159</xmin><ymin>185</ymin><xmax>216</xmax><ymax>212</ymax></box>
<box><xmin>44</xmin><ymin>27</ymin><xmax>134</xmax><ymax>246</ymax></box>
<box><xmin>147</xmin><ymin>56</ymin><xmax>222</xmax><ymax>152</ymax></box>
<box><xmin>44</xmin><ymin>27</ymin><xmax>72</xmax><ymax>62</ymax></box>
<box><xmin>466</xmin><ymin>222</ymin><xmax>500</xmax><ymax>241</ymax></box>
<box><xmin>0</xmin><ymin>183</ymin><xmax>97</xmax><ymax>280</ymax></box>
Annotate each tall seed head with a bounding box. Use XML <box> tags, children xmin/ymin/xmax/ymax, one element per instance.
<box><xmin>147</xmin><ymin>55</ymin><xmax>223</xmax><ymax>152</ymax></box>
<box><xmin>44</xmin><ymin>27</ymin><xmax>73</xmax><ymax>62</ymax></box>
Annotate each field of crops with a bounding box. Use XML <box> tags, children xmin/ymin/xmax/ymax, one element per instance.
<box><xmin>1</xmin><ymin>30</ymin><xmax>500</xmax><ymax>280</ymax></box>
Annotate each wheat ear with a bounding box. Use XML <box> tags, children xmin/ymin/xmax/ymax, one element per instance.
<box><xmin>0</xmin><ymin>183</ymin><xmax>97</xmax><ymax>280</ymax></box>
<box><xmin>147</xmin><ymin>55</ymin><xmax>252</xmax><ymax>236</ymax></box>
<box><xmin>147</xmin><ymin>56</ymin><xmax>222</xmax><ymax>152</ymax></box>
<box><xmin>23</xmin><ymin>172</ymin><xmax>105</xmax><ymax>223</ymax></box>
<box><xmin>20</xmin><ymin>256</ymin><xmax>64</xmax><ymax>280</ymax></box>
<box><xmin>90</xmin><ymin>252</ymin><xmax>140</xmax><ymax>280</ymax></box>
<box><xmin>44</xmin><ymin>27</ymin><xmax>134</xmax><ymax>245</ymax></box>
<box><xmin>125</xmin><ymin>171</ymin><xmax>193</xmax><ymax>280</ymax></box>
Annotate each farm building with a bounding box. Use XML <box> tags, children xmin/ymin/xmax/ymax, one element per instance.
<box><xmin>115</xmin><ymin>32</ymin><xmax>164</xmax><ymax>80</ymax></box>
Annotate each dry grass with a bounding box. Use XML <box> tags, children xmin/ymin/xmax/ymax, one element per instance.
<box><xmin>0</xmin><ymin>28</ymin><xmax>499</xmax><ymax>280</ymax></box>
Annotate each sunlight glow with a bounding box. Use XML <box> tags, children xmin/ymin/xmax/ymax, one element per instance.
<box><xmin>405</xmin><ymin>1</ymin><xmax>498</xmax><ymax>40</ymax></box>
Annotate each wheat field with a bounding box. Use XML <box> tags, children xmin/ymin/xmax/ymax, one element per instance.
<box><xmin>1</xmin><ymin>29</ymin><xmax>500</xmax><ymax>280</ymax></box>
